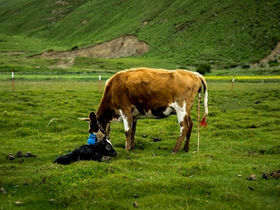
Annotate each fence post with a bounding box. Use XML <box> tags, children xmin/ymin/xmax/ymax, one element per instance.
<box><xmin>231</xmin><ymin>77</ymin><xmax>235</xmax><ymax>91</ymax></box>
<box><xmin>12</xmin><ymin>69</ymin><xmax>15</xmax><ymax>92</ymax></box>
<box><xmin>98</xmin><ymin>74</ymin><xmax>102</xmax><ymax>93</ymax></box>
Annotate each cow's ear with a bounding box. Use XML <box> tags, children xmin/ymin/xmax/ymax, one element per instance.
<box><xmin>89</xmin><ymin>112</ymin><xmax>97</xmax><ymax>121</ymax></box>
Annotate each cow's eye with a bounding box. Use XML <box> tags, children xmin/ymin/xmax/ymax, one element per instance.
<box><xmin>106</xmin><ymin>145</ymin><xmax>111</xmax><ymax>150</ymax></box>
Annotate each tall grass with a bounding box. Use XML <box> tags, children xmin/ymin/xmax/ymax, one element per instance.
<box><xmin>0</xmin><ymin>77</ymin><xmax>279</xmax><ymax>209</ymax></box>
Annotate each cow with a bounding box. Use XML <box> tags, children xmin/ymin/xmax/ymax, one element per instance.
<box><xmin>81</xmin><ymin>67</ymin><xmax>208</xmax><ymax>153</ymax></box>
<box><xmin>53</xmin><ymin>137</ymin><xmax>117</xmax><ymax>165</ymax></box>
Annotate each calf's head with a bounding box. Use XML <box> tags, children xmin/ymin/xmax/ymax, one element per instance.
<box><xmin>98</xmin><ymin>138</ymin><xmax>117</xmax><ymax>157</ymax></box>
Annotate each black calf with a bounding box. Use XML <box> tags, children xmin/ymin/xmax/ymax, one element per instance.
<box><xmin>53</xmin><ymin>138</ymin><xmax>117</xmax><ymax>165</ymax></box>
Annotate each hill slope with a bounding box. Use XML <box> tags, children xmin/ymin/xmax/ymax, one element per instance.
<box><xmin>0</xmin><ymin>0</ymin><xmax>279</xmax><ymax>68</ymax></box>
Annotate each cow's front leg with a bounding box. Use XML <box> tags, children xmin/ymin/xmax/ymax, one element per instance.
<box><xmin>125</xmin><ymin>129</ymin><xmax>133</xmax><ymax>150</ymax></box>
<box><xmin>120</xmin><ymin>110</ymin><xmax>133</xmax><ymax>150</ymax></box>
<box><xmin>131</xmin><ymin>116</ymin><xmax>137</xmax><ymax>149</ymax></box>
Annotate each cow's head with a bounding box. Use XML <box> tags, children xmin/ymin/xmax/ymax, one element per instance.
<box><xmin>98</xmin><ymin>138</ymin><xmax>117</xmax><ymax>157</ymax></box>
<box><xmin>79</xmin><ymin>112</ymin><xmax>110</xmax><ymax>139</ymax></box>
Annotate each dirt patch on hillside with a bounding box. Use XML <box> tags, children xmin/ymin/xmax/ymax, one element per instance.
<box><xmin>254</xmin><ymin>42</ymin><xmax>280</xmax><ymax>67</ymax></box>
<box><xmin>35</xmin><ymin>35</ymin><xmax>149</xmax><ymax>61</ymax></box>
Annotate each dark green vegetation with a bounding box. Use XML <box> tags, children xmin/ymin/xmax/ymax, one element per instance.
<box><xmin>196</xmin><ymin>63</ymin><xmax>211</xmax><ymax>75</ymax></box>
<box><xmin>1</xmin><ymin>78</ymin><xmax>280</xmax><ymax>209</ymax></box>
<box><xmin>0</xmin><ymin>0</ymin><xmax>280</xmax><ymax>71</ymax></box>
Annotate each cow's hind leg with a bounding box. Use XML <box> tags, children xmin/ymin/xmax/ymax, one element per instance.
<box><xmin>172</xmin><ymin>115</ymin><xmax>190</xmax><ymax>153</ymax></box>
<box><xmin>183</xmin><ymin>116</ymin><xmax>193</xmax><ymax>152</ymax></box>
<box><xmin>172</xmin><ymin>102</ymin><xmax>190</xmax><ymax>153</ymax></box>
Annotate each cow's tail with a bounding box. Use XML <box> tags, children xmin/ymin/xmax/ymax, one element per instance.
<box><xmin>198</xmin><ymin>74</ymin><xmax>209</xmax><ymax>119</ymax></box>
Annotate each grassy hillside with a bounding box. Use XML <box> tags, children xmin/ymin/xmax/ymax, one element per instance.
<box><xmin>0</xmin><ymin>0</ymin><xmax>280</xmax><ymax>69</ymax></box>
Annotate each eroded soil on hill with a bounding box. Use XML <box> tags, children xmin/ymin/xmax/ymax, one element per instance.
<box><xmin>31</xmin><ymin>35</ymin><xmax>149</xmax><ymax>69</ymax></box>
<box><xmin>35</xmin><ymin>35</ymin><xmax>148</xmax><ymax>61</ymax></box>
<box><xmin>253</xmin><ymin>42</ymin><xmax>280</xmax><ymax>67</ymax></box>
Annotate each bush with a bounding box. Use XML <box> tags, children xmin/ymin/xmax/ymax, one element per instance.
<box><xmin>196</xmin><ymin>63</ymin><xmax>211</xmax><ymax>75</ymax></box>
<box><xmin>268</xmin><ymin>59</ymin><xmax>279</xmax><ymax>67</ymax></box>
<box><xmin>71</xmin><ymin>46</ymin><xmax>79</xmax><ymax>51</ymax></box>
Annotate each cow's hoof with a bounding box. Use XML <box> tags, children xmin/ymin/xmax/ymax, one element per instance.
<box><xmin>182</xmin><ymin>146</ymin><xmax>189</xmax><ymax>152</ymax></box>
<box><xmin>171</xmin><ymin>150</ymin><xmax>178</xmax><ymax>154</ymax></box>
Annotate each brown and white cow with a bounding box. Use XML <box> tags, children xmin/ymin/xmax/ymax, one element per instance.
<box><xmin>82</xmin><ymin>67</ymin><xmax>208</xmax><ymax>153</ymax></box>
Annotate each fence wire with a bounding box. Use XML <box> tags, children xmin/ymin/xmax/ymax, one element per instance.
<box><xmin>0</xmin><ymin>72</ymin><xmax>114</xmax><ymax>93</ymax></box>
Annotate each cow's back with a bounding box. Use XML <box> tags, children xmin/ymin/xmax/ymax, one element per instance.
<box><xmin>104</xmin><ymin>68</ymin><xmax>201</xmax><ymax>111</ymax></box>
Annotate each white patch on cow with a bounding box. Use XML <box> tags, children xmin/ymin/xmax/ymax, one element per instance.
<box><xmin>106</xmin><ymin>139</ymin><xmax>113</xmax><ymax>146</ymax></box>
<box><xmin>132</xmin><ymin>109</ymin><xmax>156</xmax><ymax>118</ymax></box>
<box><xmin>171</xmin><ymin>101</ymin><xmax>187</xmax><ymax>134</ymax></box>
<box><xmin>132</xmin><ymin>107</ymin><xmax>141</xmax><ymax>116</ymax></box>
<box><xmin>163</xmin><ymin>106</ymin><xmax>174</xmax><ymax>116</ymax></box>
<box><xmin>119</xmin><ymin>109</ymin><xmax>130</xmax><ymax>132</ymax></box>
<box><xmin>144</xmin><ymin>110</ymin><xmax>155</xmax><ymax>118</ymax></box>
<box><xmin>131</xmin><ymin>107</ymin><xmax>175</xmax><ymax>119</ymax></box>
<box><xmin>117</xmin><ymin>116</ymin><xmax>123</xmax><ymax>122</ymax></box>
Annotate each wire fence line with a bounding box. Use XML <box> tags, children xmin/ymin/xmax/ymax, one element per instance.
<box><xmin>1</xmin><ymin>72</ymin><xmax>279</xmax><ymax>93</ymax></box>
<box><xmin>0</xmin><ymin>72</ymin><xmax>114</xmax><ymax>92</ymax></box>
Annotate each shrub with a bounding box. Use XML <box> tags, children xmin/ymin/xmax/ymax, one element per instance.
<box><xmin>268</xmin><ymin>59</ymin><xmax>279</xmax><ymax>67</ymax></box>
<box><xmin>196</xmin><ymin>63</ymin><xmax>211</xmax><ymax>75</ymax></box>
<box><xmin>71</xmin><ymin>46</ymin><xmax>79</xmax><ymax>51</ymax></box>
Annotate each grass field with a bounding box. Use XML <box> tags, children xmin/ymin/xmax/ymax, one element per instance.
<box><xmin>0</xmin><ymin>77</ymin><xmax>280</xmax><ymax>209</ymax></box>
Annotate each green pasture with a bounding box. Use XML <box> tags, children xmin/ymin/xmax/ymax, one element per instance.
<box><xmin>0</xmin><ymin>77</ymin><xmax>280</xmax><ymax>210</ymax></box>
